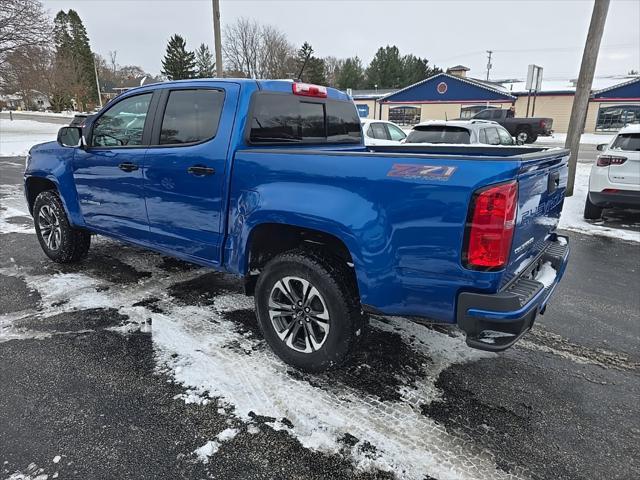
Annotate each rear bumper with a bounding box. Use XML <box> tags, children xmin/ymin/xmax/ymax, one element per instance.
<box><xmin>457</xmin><ymin>235</ymin><xmax>570</xmax><ymax>352</ymax></box>
<box><xmin>589</xmin><ymin>190</ymin><xmax>640</xmax><ymax>208</ymax></box>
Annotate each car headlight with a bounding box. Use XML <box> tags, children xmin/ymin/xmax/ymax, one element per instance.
<box><xmin>25</xmin><ymin>152</ymin><xmax>31</xmax><ymax>170</ymax></box>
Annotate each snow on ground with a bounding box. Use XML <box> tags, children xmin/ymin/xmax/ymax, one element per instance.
<box><xmin>558</xmin><ymin>163</ymin><xmax>640</xmax><ymax>243</ymax></box>
<box><xmin>0</xmin><ymin>225</ymin><xmax>516</xmax><ymax>479</ymax></box>
<box><xmin>542</xmin><ymin>132</ymin><xmax>615</xmax><ymax>145</ymax></box>
<box><xmin>0</xmin><ymin>184</ymin><xmax>33</xmax><ymax>234</ymax></box>
<box><xmin>4</xmin><ymin>110</ymin><xmax>76</xmax><ymax>119</ymax></box>
<box><xmin>193</xmin><ymin>428</ymin><xmax>240</xmax><ymax>462</ymax></box>
<box><xmin>0</xmin><ymin>118</ymin><xmax>60</xmax><ymax>157</ymax></box>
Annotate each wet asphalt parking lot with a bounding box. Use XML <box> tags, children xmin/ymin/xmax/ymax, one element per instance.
<box><xmin>0</xmin><ymin>155</ymin><xmax>639</xmax><ymax>480</ymax></box>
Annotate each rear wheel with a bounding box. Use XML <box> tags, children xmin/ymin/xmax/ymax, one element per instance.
<box><xmin>516</xmin><ymin>128</ymin><xmax>531</xmax><ymax>144</ymax></box>
<box><xmin>33</xmin><ymin>191</ymin><xmax>91</xmax><ymax>263</ymax></box>
<box><xmin>254</xmin><ymin>250</ymin><xmax>366</xmax><ymax>372</ymax></box>
<box><xmin>583</xmin><ymin>194</ymin><xmax>603</xmax><ymax>220</ymax></box>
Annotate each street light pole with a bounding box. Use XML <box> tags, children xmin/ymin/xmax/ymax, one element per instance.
<box><xmin>565</xmin><ymin>0</ymin><xmax>610</xmax><ymax>196</ymax></box>
<box><xmin>212</xmin><ymin>0</ymin><xmax>223</xmax><ymax>77</ymax></box>
<box><xmin>486</xmin><ymin>50</ymin><xmax>493</xmax><ymax>81</ymax></box>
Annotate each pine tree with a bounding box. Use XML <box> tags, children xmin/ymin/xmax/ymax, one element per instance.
<box><xmin>366</xmin><ymin>45</ymin><xmax>404</xmax><ymax>89</ymax></box>
<box><xmin>336</xmin><ymin>56</ymin><xmax>365</xmax><ymax>90</ymax></box>
<box><xmin>195</xmin><ymin>43</ymin><xmax>216</xmax><ymax>78</ymax></box>
<box><xmin>296</xmin><ymin>42</ymin><xmax>326</xmax><ymax>84</ymax></box>
<box><xmin>51</xmin><ymin>10</ymin><xmax>97</xmax><ymax>110</ymax></box>
<box><xmin>161</xmin><ymin>34</ymin><xmax>196</xmax><ymax>80</ymax></box>
<box><xmin>402</xmin><ymin>54</ymin><xmax>441</xmax><ymax>86</ymax></box>
<box><xmin>67</xmin><ymin>10</ymin><xmax>97</xmax><ymax>104</ymax></box>
<box><xmin>296</xmin><ymin>42</ymin><xmax>313</xmax><ymax>80</ymax></box>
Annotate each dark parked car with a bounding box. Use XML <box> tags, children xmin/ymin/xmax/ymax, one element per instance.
<box><xmin>471</xmin><ymin>108</ymin><xmax>553</xmax><ymax>144</ymax></box>
<box><xmin>69</xmin><ymin>114</ymin><xmax>95</xmax><ymax>128</ymax></box>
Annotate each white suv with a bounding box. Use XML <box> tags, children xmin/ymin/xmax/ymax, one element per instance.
<box><xmin>404</xmin><ymin>120</ymin><xmax>515</xmax><ymax>146</ymax></box>
<box><xmin>361</xmin><ymin>119</ymin><xmax>407</xmax><ymax>146</ymax></box>
<box><xmin>584</xmin><ymin>124</ymin><xmax>640</xmax><ymax>219</ymax></box>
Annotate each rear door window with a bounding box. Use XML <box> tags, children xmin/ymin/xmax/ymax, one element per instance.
<box><xmin>159</xmin><ymin>89</ymin><xmax>225</xmax><ymax>145</ymax></box>
<box><xmin>483</xmin><ymin>127</ymin><xmax>501</xmax><ymax>145</ymax></box>
<box><xmin>405</xmin><ymin>126</ymin><xmax>471</xmax><ymax>144</ymax></box>
<box><xmin>249</xmin><ymin>93</ymin><xmax>361</xmax><ymax>144</ymax></box>
<box><xmin>369</xmin><ymin>122</ymin><xmax>389</xmax><ymax>140</ymax></box>
<box><xmin>611</xmin><ymin>133</ymin><xmax>640</xmax><ymax>151</ymax></box>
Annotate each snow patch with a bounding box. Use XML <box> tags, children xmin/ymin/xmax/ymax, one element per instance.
<box><xmin>193</xmin><ymin>428</ymin><xmax>239</xmax><ymax>462</ymax></box>
<box><xmin>0</xmin><ymin>118</ymin><xmax>60</xmax><ymax>157</ymax></box>
<box><xmin>534</xmin><ymin>261</ymin><xmax>557</xmax><ymax>288</ymax></box>
<box><xmin>559</xmin><ymin>163</ymin><xmax>640</xmax><ymax>243</ymax></box>
<box><xmin>0</xmin><ymin>184</ymin><xmax>33</xmax><ymax>234</ymax></box>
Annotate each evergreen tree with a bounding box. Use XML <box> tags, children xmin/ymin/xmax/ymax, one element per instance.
<box><xmin>161</xmin><ymin>34</ymin><xmax>196</xmax><ymax>80</ymax></box>
<box><xmin>67</xmin><ymin>10</ymin><xmax>97</xmax><ymax>103</ymax></box>
<box><xmin>336</xmin><ymin>56</ymin><xmax>365</xmax><ymax>90</ymax></box>
<box><xmin>365</xmin><ymin>45</ymin><xmax>404</xmax><ymax>89</ymax></box>
<box><xmin>296</xmin><ymin>41</ymin><xmax>313</xmax><ymax>80</ymax></box>
<box><xmin>402</xmin><ymin>54</ymin><xmax>441</xmax><ymax>86</ymax></box>
<box><xmin>51</xmin><ymin>10</ymin><xmax>97</xmax><ymax>110</ymax></box>
<box><xmin>296</xmin><ymin>42</ymin><xmax>326</xmax><ymax>84</ymax></box>
<box><xmin>305</xmin><ymin>57</ymin><xmax>326</xmax><ymax>84</ymax></box>
<box><xmin>195</xmin><ymin>43</ymin><xmax>216</xmax><ymax>78</ymax></box>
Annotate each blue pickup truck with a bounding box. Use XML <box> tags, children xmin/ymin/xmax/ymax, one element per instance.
<box><xmin>24</xmin><ymin>79</ymin><xmax>570</xmax><ymax>371</ymax></box>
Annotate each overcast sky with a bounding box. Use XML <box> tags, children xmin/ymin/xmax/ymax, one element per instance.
<box><xmin>41</xmin><ymin>0</ymin><xmax>640</xmax><ymax>81</ymax></box>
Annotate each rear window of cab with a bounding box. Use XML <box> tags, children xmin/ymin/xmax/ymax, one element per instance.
<box><xmin>249</xmin><ymin>92</ymin><xmax>361</xmax><ymax>145</ymax></box>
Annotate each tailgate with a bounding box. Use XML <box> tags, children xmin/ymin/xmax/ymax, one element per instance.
<box><xmin>503</xmin><ymin>151</ymin><xmax>569</xmax><ymax>284</ymax></box>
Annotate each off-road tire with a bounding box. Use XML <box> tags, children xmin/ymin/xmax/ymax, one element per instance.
<box><xmin>255</xmin><ymin>249</ymin><xmax>367</xmax><ymax>372</ymax></box>
<box><xmin>583</xmin><ymin>194</ymin><xmax>603</xmax><ymax>220</ymax></box>
<box><xmin>33</xmin><ymin>190</ymin><xmax>91</xmax><ymax>263</ymax></box>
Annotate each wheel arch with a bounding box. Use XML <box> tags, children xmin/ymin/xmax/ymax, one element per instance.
<box><xmin>238</xmin><ymin>221</ymin><xmax>364</xmax><ymax>299</ymax></box>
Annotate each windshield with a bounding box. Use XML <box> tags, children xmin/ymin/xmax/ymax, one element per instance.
<box><xmin>406</xmin><ymin>126</ymin><xmax>471</xmax><ymax>144</ymax></box>
<box><xmin>611</xmin><ymin>133</ymin><xmax>640</xmax><ymax>151</ymax></box>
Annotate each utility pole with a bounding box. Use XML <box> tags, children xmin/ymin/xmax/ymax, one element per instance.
<box><xmin>93</xmin><ymin>54</ymin><xmax>103</xmax><ymax>109</ymax></box>
<box><xmin>486</xmin><ymin>50</ymin><xmax>493</xmax><ymax>81</ymax></box>
<box><xmin>212</xmin><ymin>0</ymin><xmax>223</xmax><ymax>77</ymax></box>
<box><xmin>565</xmin><ymin>0</ymin><xmax>610</xmax><ymax>196</ymax></box>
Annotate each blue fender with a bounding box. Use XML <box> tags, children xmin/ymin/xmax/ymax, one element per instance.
<box><xmin>225</xmin><ymin>183</ymin><xmax>376</xmax><ymax>300</ymax></box>
<box><xmin>24</xmin><ymin>141</ymin><xmax>85</xmax><ymax>227</ymax></box>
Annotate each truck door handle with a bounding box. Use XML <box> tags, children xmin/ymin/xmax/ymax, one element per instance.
<box><xmin>187</xmin><ymin>165</ymin><xmax>215</xmax><ymax>176</ymax></box>
<box><xmin>118</xmin><ymin>162</ymin><xmax>139</xmax><ymax>172</ymax></box>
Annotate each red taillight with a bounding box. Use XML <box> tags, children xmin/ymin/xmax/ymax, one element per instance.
<box><xmin>596</xmin><ymin>155</ymin><xmax>627</xmax><ymax>167</ymax></box>
<box><xmin>464</xmin><ymin>181</ymin><xmax>518</xmax><ymax>270</ymax></box>
<box><xmin>292</xmin><ymin>82</ymin><xmax>327</xmax><ymax>98</ymax></box>
<box><xmin>539</xmin><ymin>119</ymin><xmax>547</xmax><ymax>128</ymax></box>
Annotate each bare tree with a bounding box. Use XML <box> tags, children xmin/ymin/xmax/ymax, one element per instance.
<box><xmin>1</xmin><ymin>46</ymin><xmax>50</xmax><ymax>107</ymax></box>
<box><xmin>108</xmin><ymin>50</ymin><xmax>117</xmax><ymax>75</ymax></box>
<box><xmin>0</xmin><ymin>0</ymin><xmax>51</xmax><ymax>70</ymax></box>
<box><xmin>323</xmin><ymin>56</ymin><xmax>344</xmax><ymax>87</ymax></box>
<box><xmin>223</xmin><ymin>18</ymin><xmax>294</xmax><ymax>79</ymax></box>
<box><xmin>258</xmin><ymin>25</ymin><xmax>295</xmax><ymax>78</ymax></box>
<box><xmin>223</xmin><ymin>18</ymin><xmax>260</xmax><ymax>78</ymax></box>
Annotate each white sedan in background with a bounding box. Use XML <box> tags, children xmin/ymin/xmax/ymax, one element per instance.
<box><xmin>584</xmin><ymin>123</ymin><xmax>640</xmax><ymax>219</ymax></box>
<box><xmin>361</xmin><ymin>119</ymin><xmax>407</xmax><ymax>146</ymax></box>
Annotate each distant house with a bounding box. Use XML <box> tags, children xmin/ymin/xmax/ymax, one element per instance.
<box><xmin>101</xmin><ymin>76</ymin><xmax>157</xmax><ymax>104</ymax></box>
<box><xmin>0</xmin><ymin>90</ymin><xmax>51</xmax><ymax>111</ymax></box>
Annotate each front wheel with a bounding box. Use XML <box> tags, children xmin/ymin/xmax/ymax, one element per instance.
<box><xmin>33</xmin><ymin>190</ymin><xmax>91</xmax><ymax>263</ymax></box>
<box><xmin>583</xmin><ymin>194</ymin><xmax>603</xmax><ymax>220</ymax></box>
<box><xmin>254</xmin><ymin>250</ymin><xmax>366</xmax><ymax>372</ymax></box>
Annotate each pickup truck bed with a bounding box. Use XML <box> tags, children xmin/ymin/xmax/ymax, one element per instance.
<box><xmin>24</xmin><ymin>78</ymin><xmax>570</xmax><ymax>371</ymax></box>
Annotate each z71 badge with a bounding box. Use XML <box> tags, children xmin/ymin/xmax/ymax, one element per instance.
<box><xmin>387</xmin><ymin>164</ymin><xmax>457</xmax><ymax>181</ymax></box>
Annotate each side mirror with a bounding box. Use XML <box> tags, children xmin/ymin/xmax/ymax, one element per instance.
<box><xmin>596</xmin><ymin>143</ymin><xmax>607</xmax><ymax>151</ymax></box>
<box><xmin>57</xmin><ymin>127</ymin><xmax>84</xmax><ymax>148</ymax></box>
